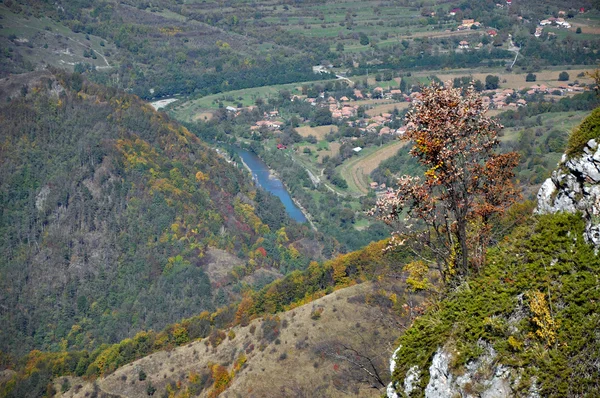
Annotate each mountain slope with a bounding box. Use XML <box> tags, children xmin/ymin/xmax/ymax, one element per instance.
<box><xmin>0</xmin><ymin>70</ymin><xmax>305</xmax><ymax>357</ymax></box>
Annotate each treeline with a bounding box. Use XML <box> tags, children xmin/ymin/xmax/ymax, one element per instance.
<box><xmin>121</xmin><ymin>56</ymin><xmax>332</xmax><ymax>100</ymax></box>
<box><xmin>371</xmin><ymin>144</ymin><xmax>423</xmax><ymax>187</ymax></box>
<box><xmin>497</xmin><ymin>91</ymin><xmax>600</xmax><ymax>127</ymax></box>
<box><xmin>352</xmin><ymin>50</ymin><xmax>513</xmax><ymax>77</ymax></box>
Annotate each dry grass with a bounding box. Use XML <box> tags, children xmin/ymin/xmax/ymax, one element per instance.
<box><xmin>571</xmin><ymin>21</ymin><xmax>600</xmax><ymax>35</ymax></box>
<box><xmin>352</xmin><ymin>98</ymin><xmax>396</xmax><ymax>106</ymax></box>
<box><xmin>59</xmin><ymin>278</ymin><xmax>425</xmax><ymax>398</ymax></box>
<box><xmin>296</xmin><ymin>125</ymin><xmax>338</xmax><ymax>140</ymax></box>
<box><xmin>317</xmin><ymin>142</ymin><xmax>341</xmax><ymax>163</ymax></box>
<box><xmin>366</xmin><ymin>102</ymin><xmax>410</xmax><ymax>117</ymax></box>
<box><xmin>193</xmin><ymin>111</ymin><xmax>214</xmax><ymax>121</ymax></box>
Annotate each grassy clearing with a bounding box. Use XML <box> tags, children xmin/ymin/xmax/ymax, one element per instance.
<box><xmin>0</xmin><ymin>5</ymin><xmax>116</xmax><ymax>71</ymax></box>
<box><xmin>501</xmin><ymin>110</ymin><xmax>590</xmax><ymax>143</ymax></box>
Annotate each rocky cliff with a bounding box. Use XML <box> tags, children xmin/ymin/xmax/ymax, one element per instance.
<box><xmin>536</xmin><ymin>138</ymin><xmax>600</xmax><ymax>246</ymax></box>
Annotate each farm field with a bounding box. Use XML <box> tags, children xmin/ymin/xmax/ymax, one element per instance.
<box><xmin>366</xmin><ymin>102</ymin><xmax>410</xmax><ymax>117</ymax></box>
<box><xmin>296</xmin><ymin>125</ymin><xmax>338</xmax><ymax>140</ymax></box>
<box><xmin>338</xmin><ymin>140</ymin><xmax>406</xmax><ymax>195</ymax></box>
<box><xmin>430</xmin><ymin>68</ymin><xmax>595</xmax><ymax>90</ymax></box>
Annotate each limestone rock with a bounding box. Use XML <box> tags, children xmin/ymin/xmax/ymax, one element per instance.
<box><xmin>536</xmin><ymin>139</ymin><xmax>600</xmax><ymax>247</ymax></box>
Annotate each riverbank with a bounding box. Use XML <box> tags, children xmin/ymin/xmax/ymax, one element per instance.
<box><xmin>233</xmin><ymin>147</ymin><xmax>316</xmax><ymax>229</ymax></box>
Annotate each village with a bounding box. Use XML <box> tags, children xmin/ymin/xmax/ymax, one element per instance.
<box><xmin>240</xmin><ymin>79</ymin><xmax>590</xmax><ymax>138</ymax></box>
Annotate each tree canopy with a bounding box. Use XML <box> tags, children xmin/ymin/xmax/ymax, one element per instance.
<box><xmin>370</xmin><ymin>82</ymin><xmax>519</xmax><ymax>283</ymax></box>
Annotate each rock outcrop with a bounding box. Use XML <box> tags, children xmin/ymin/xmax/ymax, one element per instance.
<box><xmin>536</xmin><ymin>139</ymin><xmax>600</xmax><ymax>246</ymax></box>
<box><xmin>388</xmin><ymin>344</ymin><xmax>515</xmax><ymax>398</ymax></box>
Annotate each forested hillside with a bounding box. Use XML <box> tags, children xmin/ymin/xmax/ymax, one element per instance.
<box><xmin>0</xmin><ymin>70</ymin><xmax>317</xmax><ymax>357</ymax></box>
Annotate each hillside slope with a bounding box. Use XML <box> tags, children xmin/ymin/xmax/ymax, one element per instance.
<box><xmin>0</xmin><ymin>70</ymin><xmax>309</xmax><ymax>357</ymax></box>
<box><xmin>51</xmin><ymin>280</ymin><xmax>425</xmax><ymax>398</ymax></box>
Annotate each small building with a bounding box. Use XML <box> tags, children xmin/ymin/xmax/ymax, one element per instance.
<box><xmin>353</xmin><ymin>147</ymin><xmax>363</xmax><ymax>153</ymax></box>
<box><xmin>379</xmin><ymin>127</ymin><xmax>391</xmax><ymax>135</ymax></box>
<box><xmin>534</xmin><ymin>27</ymin><xmax>543</xmax><ymax>37</ymax></box>
<box><xmin>458</xmin><ymin>40</ymin><xmax>470</xmax><ymax>49</ymax></box>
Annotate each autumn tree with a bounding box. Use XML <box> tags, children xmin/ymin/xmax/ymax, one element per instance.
<box><xmin>370</xmin><ymin>82</ymin><xmax>519</xmax><ymax>283</ymax></box>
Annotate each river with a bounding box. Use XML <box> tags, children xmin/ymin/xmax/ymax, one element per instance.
<box><xmin>233</xmin><ymin>148</ymin><xmax>308</xmax><ymax>224</ymax></box>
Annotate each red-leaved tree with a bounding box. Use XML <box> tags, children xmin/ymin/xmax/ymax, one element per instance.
<box><xmin>369</xmin><ymin>82</ymin><xmax>520</xmax><ymax>283</ymax></box>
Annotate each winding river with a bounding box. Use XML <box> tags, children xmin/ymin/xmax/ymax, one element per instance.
<box><xmin>234</xmin><ymin>148</ymin><xmax>308</xmax><ymax>224</ymax></box>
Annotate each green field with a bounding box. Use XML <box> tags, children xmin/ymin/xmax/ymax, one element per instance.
<box><xmin>170</xmin><ymin>78</ymin><xmax>344</xmax><ymax>122</ymax></box>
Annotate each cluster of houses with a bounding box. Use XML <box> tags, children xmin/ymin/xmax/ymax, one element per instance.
<box><xmin>537</xmin><ymin>14</ymin><xmax>572</xmax><ymax>37</ymax></box>
<box><xmin>483</xmin><ymin>88</ymin><xmax>527</xmax><ymax>109</ymax></box>
<box><xmin>482</xmin><ymin>82</ymin><xmax>588</xmax><ymax>109</ymax></box>
<box><xmin>244</xmin><ymin>79</ymin><xmax>588</xmax><ymax>136</ymax></box>
<box><xmin>357</xmin><ymin>113</ymin><xmax>397</xmax><ymax>135</ymax></box>
<box><xmin>456</xmin><ymin>29</ymin><xmax>497</xmax><ymax>50</ymax></box>
<box><xmin>250</xmin><ymin>110</ymin><xmax>283</xmax><ymax>131</ymax></box>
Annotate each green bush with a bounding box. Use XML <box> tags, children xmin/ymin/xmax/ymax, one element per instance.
<box><xmin>558</xmin><ymin>71</ymin><xmax>569</xmax><ymax>81</ymax></box>
<box><xmin>565</xmin><ymin>107</ymin><xmax>600</xmax><ymax>157</ymax></box>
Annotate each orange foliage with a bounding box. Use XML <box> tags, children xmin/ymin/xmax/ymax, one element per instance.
<box><xmin>208</xmin><ymin>364</ymin><xmax>231</xmax><ymax>397</ymax></box>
